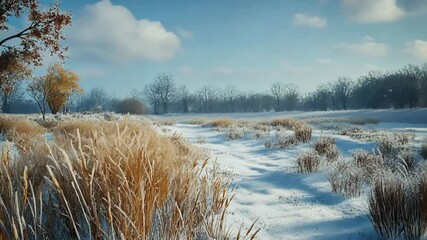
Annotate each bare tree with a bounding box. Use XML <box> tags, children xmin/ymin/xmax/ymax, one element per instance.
<box><xmin>144</xmin><ymin>83</ymin><xmax>161</xmax><ymax>114</ymax></box>
<box><xmin>27</xmin><ymin>77</ymin><xmax>48</xmax><ymax>119</ymax></box>
<box><xmin>177</xmin><ymin>85</ymin><xmax>190</xmax><ymax>113</ymax></box>
<box><xmin>271</xmin><ymin>82</ymin><xmax>299</xmax><ymax>111</ymax></box>
<box><xmin>332</xmin><ymin>77</ymin><xmax>353</xmax><ymax>110</ymax></box>
<box><xmin>224</xmin><ymin>85</ymin><xmax>239</xmax><ymax>112</ymax></box>
<box><xmin>154</xmin><ymin>73</ymin><xmax>176</xmax><ymax>114</ymax></box>
<box><xmin>197</xmin><ymin>86</ymin><xmax>217</xmax><ymax>113</ymax></box>
<box><xmin>283</xmin><ymin>84</ymin><xmax>299</xmax><ymax>111</ymax></box>
<box><xmin>271</xmin><ymin>82</ymin><xmax>286</xmax><ymax>112</ymax></box>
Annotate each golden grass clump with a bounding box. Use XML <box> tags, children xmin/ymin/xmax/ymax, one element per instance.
<box><xmin>270</xmin><ymin>118</ymin><xmax>299</xmax><ymax>129</ymax></box>
<box><xmin>293</xmin><ymin>122</ymin><xmax>312</xmax><ymax>143</ymax></box>
<box><xmin>208</xmin><ymin>118</ymin><xmax>235</xmax><ymax>128</ymax></box>
<box><xmin>270</xmin><ymin>118</ymin><xmax>312</xmax><ymax>144</ymax></box>
<box><xmin>0</xmin><ymin>119</ymin><xmax>257</xmax><ymax>239</ymax></box>
<box><xmin>314</xmin><ymin>137</ymin><xmax>336</xmax><ymax>155</ymax></box>
<box><xmin>0</xmin><ymin>115</ymin><xmax>45</xmax><ymax>151</ymax></box>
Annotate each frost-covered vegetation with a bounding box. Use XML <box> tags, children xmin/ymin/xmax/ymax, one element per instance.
<box><xmin>157</xmin><ymin>113</ymin><xmax>427</xmax><ymax>239</ymax></box>
<box><xmin>0</xmin><ymin>115</ymin><xmax>258</xmax><ymax>239</ymax></box>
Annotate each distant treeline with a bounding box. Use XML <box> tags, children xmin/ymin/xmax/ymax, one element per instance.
<box><xmin>3</xmin><ymin>63</ymin><xmax>427</xmax><ymax>115</ymax></box>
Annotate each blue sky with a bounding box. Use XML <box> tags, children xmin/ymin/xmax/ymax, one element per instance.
<box><xmin>33</xmin><ymin>0</ymin><xmax>427</xmax><ymax>96</ymax></box>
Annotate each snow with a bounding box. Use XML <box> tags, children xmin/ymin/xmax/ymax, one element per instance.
<box><xmin>3</xmin><ymin>109</ymin><xmax>427</xmax><ymax>239</ymax></box>
<box><xmin>159</xmin><ymin>108</ymin><xmax>427</xmax><ymax>124</ymax></box>
<box><xmin>161</xmin><ymin>110</ymin><xmax>427</xmax><ymax>240</ymax></box>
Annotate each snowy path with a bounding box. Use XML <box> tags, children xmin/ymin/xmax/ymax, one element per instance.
<box><xmin>166</xmin><ymin>124</ymin><xmax>379</xmax><ymax>240</ymax></box>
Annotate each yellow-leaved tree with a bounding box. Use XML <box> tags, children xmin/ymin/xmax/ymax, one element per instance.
<box><xmin>28</xmin><ymin>64</ymin><xmax>82</xmax><ymax>117</ymax></box>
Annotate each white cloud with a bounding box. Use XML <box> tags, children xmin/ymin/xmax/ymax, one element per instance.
<box><xmin>293</xmin><ymin>13</ymin><xmax>327</xmax><ymax>28</ymax></box>
<box><xmin>70</xmin><ymin>0</ymin><xmax>180</xmax><ymax>62</ymax></box>
<box><xmin>177</xmin><ymin>28</ymin><xmax>193</xmax><ymax>39</ymax></box>
<box><xmin>176</xmin><ymin>66</ymin><xmax>193</xmax><ymax>74</ymax></box>
<box><xmin>342</xmin><ymin>0</ymin><xmax>405</xmax><ymax>23</ymax></box>
<box><xmin>405</xmin><ymin>40</ymin><xmax>427</xmax><ymax>60</ymax></box>
<box><xmin>335</xmin><ymin>36</ymin><xmax>388</xmax><ymax>57</ymax></box>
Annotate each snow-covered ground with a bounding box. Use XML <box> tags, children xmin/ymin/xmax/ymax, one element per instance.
<box><xmin>159</xmin><ymin>108</ymin><xmax>427</xmax><ymax>124</ymax></box>
<box><xmin>3</xmin><ymin>109</ymin><xmax>427</xmax><ymax>239</ymax></box>
<box><xmin>159</xmin><ymin>111</ymin><xmax>427</xmax><ymax>240</ymax></box>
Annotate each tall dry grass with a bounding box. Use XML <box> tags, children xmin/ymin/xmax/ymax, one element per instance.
<box><xmin>368</xmin><ymin>175</ymin><xmax>427</xmax><ymax>240</ymax></box>
<box><xmin>208</xmin><ymin>118</ymin><xmax>235</xmax><ymax>128</ymax></box>
<box><xmin>0</xmin><ymin>119</ymin><xmax>258</xmax><ymax>239</ymax></box>
<box><xmin>0</xmin><ymin>116</ymin><xmax>45</xmax><ymax>152</ymax></box>
<box><xmin>327</xmin><ymin>161</ymin><xmax>363</xmax><ymax>197</ymax></box>
<box><xmin>296</xmin><ymin>151</ymin><xmax>320</xmax><ymax>173</ymax></box>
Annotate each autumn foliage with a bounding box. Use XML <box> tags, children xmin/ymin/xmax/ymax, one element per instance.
<box><xmin>28</xmin><ymin>64</ymin><xmax>82</xmax><ymax>117</ymax></box>
<box><xmin>0</xmin><ymin>0</ymin><xmax>72</xmax><ymax>65</ymax></box>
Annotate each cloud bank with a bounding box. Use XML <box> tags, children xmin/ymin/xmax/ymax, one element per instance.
<box><xmin>70</xmin><ymin>0</ymin><xmax>180</xmax><ymax>62</ymax></box>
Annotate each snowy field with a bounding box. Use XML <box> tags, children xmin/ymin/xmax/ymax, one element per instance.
<box><xmin>155</xmin><ymin>109</ymin><xmax>427</xmax><ymax>240</ymax></box>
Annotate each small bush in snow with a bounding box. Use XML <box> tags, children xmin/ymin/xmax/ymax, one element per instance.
<box><xmin>294</xmin><ymin>124</ymin><xmax>312</xmax><ymax>143</ymax></box>
<box><xmin>296</xmin><ymin>151</ymin><xmax>320</xmax><ymax>173</ymax></box>
<box><xmin>394</xmin><ymin>132</ymin><xmax>414</xmax><ymax>145</ymax></box>
<box><xmin>270</xmin><ymin>118</ymin><xmax>298</xmax><ymax>129</ymax></box>
<box><xmin>327</xmin><ymin>161</ymin><xmax>363</xmax><ymax>197</ymax></box>
<box><xmin>369</xmin><ymin>175</ymin><xmax>427</xmax><ymax>240</ymax></box>
<box><xmin>352</xmin><ymin>150</ymin><xmax>376</xmax><ymax>167</ymax></box>
<box><xmin>352</xmin><ymin>150</ymin><xmax>384</xmax><ymax>182</ymax></box>
<box><xmin>314</xmin><ymin>137</ymin><xmax>336</xmax><ymax>155</ymax></box>
<box><xmin>377</xmin><ymin>138</ymin><xmax>400</xmax><ymax>158</ymax></box>
<box><xmin>369</xmin><ymin>176</ymin><xmax>405</xmax><ymax>240</ymax></box>
<box><xmin>400</xmin><ymin>178</ymin><xmax>427</xmax><ymax>240</ymax></box>
<box><xmin>225</xmin><ymin>128</ymin><xmax>244</xmax><ymax>140</ymax></box>
<box><xmin>325</xmin><ymin>145</ymin><xmax>340</xmax><ymax>162</ymax></box>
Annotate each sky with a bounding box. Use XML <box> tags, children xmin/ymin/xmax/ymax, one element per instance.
<box><xmin>17</xmin><ymin>0</ymin><xmax>427</xmax><ymax>96</ymax></box>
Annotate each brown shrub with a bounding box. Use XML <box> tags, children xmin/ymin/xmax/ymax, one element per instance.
<box><xmin>294</xmin><ymin>123</ymin><xmax>312</xmax><ymax>143</ymax></box>
<box><xmin>116</xmin><ymin>97</ymin><xmax>146</xmax><ymax>115</ymax></box>
<box><xmin>369</xmin><ymin>177</ymin><xmax>405</xmax><ymax>240</ymax></box>
<box><xmin>314</xmin><ymin>137</ymin><xmax>336</xmax><ymax>155</ymax></box>
<box><xmin>296</xmin><ymin>151</ymin><xmax>320</xmax><ymax>173</ymax></box>
<box><xmin>369</xmin><ymin>176</ymin><xmax>427</xmax><ymax>240</ymax></box>
<box><xmin>270</xmin><ymin>118</ymin><xmax>298</xmax><ymax>129</ymax></box>
<box><xmin>225</xmin><ymin>128</ymin><xmax>244</xmax><ymax>140</ymax></box>
<box><xmin>325</xmin><ymin>145</ymin><xmax>340</xmax><ymax>162</ymax></box>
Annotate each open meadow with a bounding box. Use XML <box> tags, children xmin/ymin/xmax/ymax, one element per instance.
<box><xmin>1</xmin><ymin>109</ymin><xmax>427</xmax><ymax>239</ymax></box>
